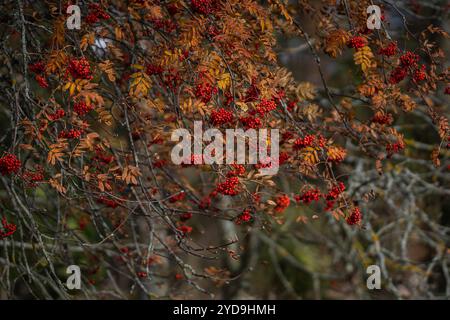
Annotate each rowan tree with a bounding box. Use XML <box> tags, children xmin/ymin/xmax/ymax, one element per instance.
<box><xmin>0</xmin><ymin>0</ymin><xmax>448</xmax><ymax>299</ymax></box>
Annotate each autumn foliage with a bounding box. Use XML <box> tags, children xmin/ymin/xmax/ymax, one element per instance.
<box><xmin>0</xmin><ymin>0</ymin><xmax>448</xmax><ymax>299</ymax></box>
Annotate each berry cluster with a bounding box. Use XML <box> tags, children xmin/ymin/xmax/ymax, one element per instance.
<box><xmin>194</xmin><ymin>82</ymin><xmax>218</xmax><ymax>103</ymax></box>
<box><xmin>236</xmin><ymin>209</ymin><xmax>252</xmax><ymax>224</ymax></box>
<box><xmin>74</xmin><ymin>101</ymin><xmax>94</xmax><ymax>116</ymax></box>
<box><xmin>59</xmin><ymin>129</ymin><xmax>83</xmax><ymax>139</ymax></box>
<box><xmin>325</xmin><ymin>182</ymin><xmax>345</xmax><ymax>200</ymax></box>
<box><xmin>177</xmin><ymin>225</ymin><xmax>193</xmax><ymax>235</ymax></box>
<box><xmin>216</xmin><ymin>177</ymin><xmax>240</xmax><ymax>196</ymax></box>
<box><xmin>68</xmin><ymin>57</ymin><xmax>93</xmax><ymax>80</ymax></box>
<box><xmin>210</xmin><ymin>108</ymin><xmax>234</xmax><ymax>126</ymax></box>
<box><xmin>386</xmin><ymin>141</ymin><xmax>405</xmax><ymax>156</ymax></box>
<box><xmin>399</xmin><ymin>51</ymin><xmax>419</xmax><ymax>67</ymax></box>
<box><xmin>347</xmin><ymin>36</ymin><xmax>366</xmax><ymax>50</ymax></box>
<box><xmin>29</xmin><ymin>61</ymin><xmax>46</xmax><ymax>74</ymax></box>
<box><xmin>378</xmin><ymin>42</ymin><xmax>398</xmax><ymax>57</ymax></box>
<box><xmin>0</xmin><ymin>153</ymin><xmax>21</xmax><ymax>176</ymax></box>
<box><xmin>296</xmin><ymin>189</ymin><xmax>321</xmax><ymax>205</ymax></box>
<box><xmin>191</xmin><ymin>0</ymin><xmax>217</xmax><ymax>15</ymax></box>
<box><xmin>346</xmin><ymin>207</ymin><xmax>362</xmax><ymax>225</ymax></box>
<box><xmin>413</xmin><ymin>65</ymin><xmax>426</xmax><ymax>82</ymax></box>
<box><xmin>22</xmin><ymin>167</ymin><xmax>44</xmax><ymax>188</ymax></box>
<box><xmin>252</xmin><ymin>99</ymin><xmax>277</xmax><ymax>116</ymax></box>
<box><xmin>29</xmin><ymin>61</ymin><xmax>49</xmax><ymax>88</ymax></box>
<box><xmin>227</xmin><ymin>164</ymin><xmax>245</xmax><ymax>177</ymax></box>
<box><xmin>390</xmin><ymin>51</ymin><xmax>426</xmax><ymax>84</ymax></box>
<box><xmin>86</xmin><ymin>4</ymin><xmax>110</xmax><ymax>24</ymax></box>
<box><xmin>324</xmin><ymin>182</ymin><xmax>345</xmax><ymax>210</ymax></box>
<box><xmin>48</xmin><ymin>109</ymin><xmax>65</xmax><ymax>121</ymax></box>
<box><xmin>169</xmin><ymin>191</ymin><xmax>186</xmax><ymax>203</ymax></box>
<box><xmin>274</xmin><ymin>194</ymin><xmax>290</xmax><ymax>213</ymax></box>
<box><xmin>36</xmin><ymin>75</ymin><xmax>49</xmax><ymax>88</ymax></box>
<box><xmin>240</xmin><ymin>115</ymin><xmax>262</xmax><ymax>129</ymax></box>
<box><xmin>0</xmin><ymin>217</ymin><xmax>16</xmax><ymax>239</ymax></box>
<box><xmin>293</xmin><ymin>135</ymin><xmax>315</xmax><ymax>149</ymax></box>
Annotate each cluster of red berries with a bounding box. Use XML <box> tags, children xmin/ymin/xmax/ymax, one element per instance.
<box><xmin>35</xmin><ymin>75</ymin><xmax>49</xmax><ymax>88</ymax></box>
<box><xmin>295</xmin><ymin>189</ymin><xmax>321</xmax><ymax>205</ymax></box>
<box><xmin>210</xmin><ymin>108</ymin><xmax>234</xmax><ymax>126</ymax></box>
<box><xmin>136</xmin><ymin>271</ymin><xmax>148</xmax><ymax>278</ymax></box>
<box><xmin>399</xmin><ymin>51</ymin><xmax>419</xmax><ymax>67</ymax></box>
<box><xmin>194</xmin><ymin>82</ymin><xmax>218</xmax><ymax>103</ymax></box>
<box><xmin>74</xmin><ymin>101</ymin><xmax>94</xmax><ymax>116</ymax></box>
<box><xmin>240</xmin><ymin>115</ymin><xmax>262</xmax><ymax>129</ymax></box>
<box><xmin>390</xmin><ymin>51</ymin><xmax>426</xmax><ymax>84</ymax></box>
<box><xmin>93</xmin><ymin>149</ymin><xmax>114</xmax><ymax>166</ymax></box>
<box><xmin>216</xmin><ymin>177</ymin><xmax>240</xmax><ymax>196</ymax></box>
<box><xmin>169</xmin><ymin>191</ymin><xmax>186</xmax><ymax>203</ymax></box>
<box><xmin>198</xmin><ymin>195</ymin><xmax>211</xmax><ymax>209</ymax></box>
<box><xmin>86</xmin><ymin>4</ymin><xmax>110</xmax><ymax>24</ymax></box>
<box><xmin>413</xmin><ymin>65</ymin><xmax>426</xmax><ymax>82</ymax></box>
<box><xmin>324</xmin><ymin>182</ymin><xmax>345</xmax><ymax>210</ymax></box>
<box><xmin>191</xmin><ymin>0</ymin><xmax>217</xmax><ymax>15</ymax></box>
<box><xmin>29</xmin><ymin>61</ymin><xmax>49</xmax><ymax>88</ymax></box>
<box><xmin>325</xmin><ymin>182</ymin><xmax>345</xmax><ymax>201</ymax></box>
<box><xmin>252</xmin><ymin>99</ymin><xmax>277</xmax><ymax>116</ymax></box>
<box><xmin>274</xmin><ymin>194</ymin><xmax>290</xmax><ymax>213</ymax></box>
<box><xmin>347</xmin><ymin>36</ymin><xmax>366</xmax><ymax>50</ymax></box>
<box><xmin>235</xmin><ymin>209</ymin><xmax>252</xmax><ymax>224</ymax></box>
<box><xmin>22</xmin><ymin>167</ymin><xmax>44</xmax><ymax>188</ymax></box>
<box><xmin>389</xmin><ymin>67</ymin><xmax>408</xmax><ymax>84</ymax></box>
<box><xmin>227</xmin><ymin>164</ymin><xmax>245</xmax><ymax>177</ymax></box>
<box><xmin>346</xmin><ymin>207</ymin><xmax>362</xmax><ymax>225</ymax></box>
<box><xmin>177</xmin><ymin>225</ymin><xmax>193</xmax><ymax>235</ymax></box>
<box><xmin>0</xmin><ymin>217</ymin><xmax>17</xmax><ymax>239</ymax></box>
<box><xmin>445</xmin><ymin>87</ymin><xmax>450</xmax><ymax>95</ymax></box>
<box><xmin>48</xmin><ymin>109</ymin><xmax>65</xmax><ymax>121</ymax></box>
<box><xmin>0</xmin><ymin>153</ymin><xmax>21</xmax><ymax>176</ymax></box>
<box><xmin>378</xmin><ymin>42</ymin><xmax>398</xmax><ymax>56</ymax></box>
<box><xmin>59</xmin><ymin>128</ymin><xmax>84</xmax><ymax>139</ymax></box>
<box><xmin>29</xmin><ymin>61</ymin><xmax>46</xmax><ymax>74</ymax></box>
<box><xmin>371</xmin><ymin>112</ymin><xmax>393</xmax><ymax>125</ymax></box>
<box><xmin>386</xmin><ymin>141</ymin><xmax>405</xmax><ymax>156</ymax></box>
<box><xmin>294</xmin><ymin>135</ymin><xmax>315</xmax><ymax>149</ymax></box>
<box><xmin>68</xmin><ymin>57</ymin><xmax>93</xmax><ymax>80</ymax></box>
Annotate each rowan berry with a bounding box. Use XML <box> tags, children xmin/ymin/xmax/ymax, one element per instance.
<box><xmin>0</xmin><ymin>153</ymin><xmax>21</xmax><ymax>176</ymax></box>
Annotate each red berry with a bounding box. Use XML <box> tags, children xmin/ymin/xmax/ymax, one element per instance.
<box><xmin>378</xmin><ymin>42</ymin><xmax>398</xmax><ymax>57</ymax></box>
<box><xmin>347</xmin><ymin>36</ymin><xmax>366</xmax><ymax>50</ymax></box>
<box><xmin>68</xmin><ymin>57</ymin><xmax>93</xmax><ymax>80</ymax></box>
<box><xmin>0</xmin><ymin>153</ymin><xmax>21</xmax><ymax>176</ymax></box>
<box><xmin>274</xmin><ymin>194</ymin><xmax>290</xmax><ymax>213</ymax></box>
<box><xmin>346</xmin><ymin>207</ymin><xmax>362</xmax><ymax>225</ymax></box>
<box><xmin>216</xmin><ymin>177</ymin><xmax>240</xmax><ymax>196</ymax></box>
<box><xmin>210</xmin><ymin>108</ymin><xmax>234</xmax><ymax>126</ymax></box>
